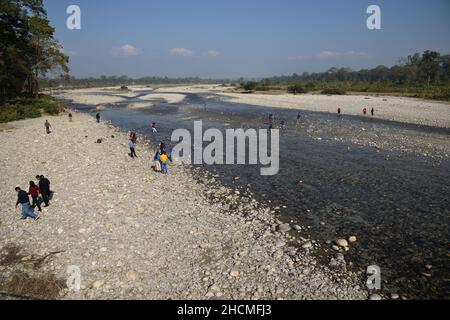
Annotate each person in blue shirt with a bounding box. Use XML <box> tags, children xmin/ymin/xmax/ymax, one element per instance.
<box><xmin>15</xmin><ymin>187</ymin><xmax>39</xmax><ymax>221</ymax></box>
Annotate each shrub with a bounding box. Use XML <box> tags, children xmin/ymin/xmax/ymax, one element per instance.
<box><xmin>287</xmin><ymin>84</ymin><xmax>308</xmax><ymax>94</ymax></box>
<box><xmin>242</xmin><ymin>81</ymin><xmax>258</xmax><ymax>91</ymax></box>
<box><xmin>321</xmin><ymin>88</ymin><xmax>347</xmax><ymax>95</ymax></box>
<box><xmin>0</xmin><ymin>95</ymin><xmax>65</xmax><ymax>123</ymax></box>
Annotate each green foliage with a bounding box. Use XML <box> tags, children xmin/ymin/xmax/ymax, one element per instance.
<box><xmin>230</xmin><ymin>51</ymin><xmax>450</xmax><ymax>101</ymax></box>
<box><xmin>242</xmin><ymin>81</ymin><xmax>259</xmax><ymax>91</ymax></box>
<box><xmin>321</xmin><ymin>88</ymin><xmax>347</xmax><ymax>95</ymax></box>
<box><xmin>0</xmin><ymin>95</ymin><xmax>65</xmax><ymax>123</ymax></box>
<box><xmin>0</xmin><ymin>0</ymin><xmax>69</xmax><ymax>102</ymax></box>
<box><xmin>287</xmin><ymin>84</ymin><xmax>308</xmax><ymax>94</ymax></box>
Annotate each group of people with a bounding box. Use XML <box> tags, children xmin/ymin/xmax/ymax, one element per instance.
<box><xmin>15</xmin><ymin>175</ymin><xmax>51</xmax><ymax>221</ymax></box>
<box><xmin>152</xmin><ymin>141</ymin><xmax>172</xmax><ymax>174</ymax></box>
<box><xmin>127</xmin><ymin>132</ymin><xmax>171</xmax><ymax>174</ymax></box>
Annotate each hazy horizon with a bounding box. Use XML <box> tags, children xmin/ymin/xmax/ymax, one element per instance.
<box><xmin>44</xmin><ymin>0</ymin><xmax>450</xmax><ymax>79</ymax></box>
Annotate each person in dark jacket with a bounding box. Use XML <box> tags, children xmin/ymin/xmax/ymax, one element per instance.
<box><xmin>96</xmin><ymin>113</ymin><xmax>101</xmax><ymax>123</ymax></box>
<box><xmin>15</xmin><ymin>187</ymin><xmax>38</xmax><ymax>220</ymax></box>
<box><xmin>28</xmin><ymin>181</ymin><xmax>42</xmax><ymax>212</ymax></box>
<box><xmin>36</xmin><ymin>175</ymin><xmax>51</xmax><ymax>207</ymax></box>
<box><xmin>45</xmin><ymin>120</ymin><xmax>52</xmax><ymax>134</ymax></box>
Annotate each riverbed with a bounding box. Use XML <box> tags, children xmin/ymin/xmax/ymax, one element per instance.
<box><xmin>65</xmin><ymin>89</ymin><xmax>450</xmax><ymax>299</ymax></box>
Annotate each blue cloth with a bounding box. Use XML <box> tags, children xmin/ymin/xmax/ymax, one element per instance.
<box><xmin>161</xmin><ymin>163</ymin><xmax>168</xmax><ymax>174</ymax></box>
<box><xmin>21</xmin><ymin>202</ymin><xmax>37</xmax><ymax>220</ymax></box>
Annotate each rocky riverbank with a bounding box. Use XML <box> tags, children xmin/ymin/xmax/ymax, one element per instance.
<box><xmin>0</xmin><ymin>111</ymin><xmax>367</xmax><ymax>300</ymax></box>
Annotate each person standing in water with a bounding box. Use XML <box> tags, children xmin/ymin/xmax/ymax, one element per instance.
<box><xmin>15</xmin><ymin>187</ymin><xmax>39</xmax><ymax>220</ymax></box>
<box><xmin>151</xmin><ymin>122</ymin><xmax>157</xmax><ymax>133</ymax></box>
<box><xmin>28</xmin><ymin>181</ymin><xmax>42</xmax><ymax>212</ymax></box>
<box><xmin>96</xmin><ymin>113</ymin><xmax>101</xmax><ymax>123</ymax></box>
<box><xmin>296</xmin><ymin>112</ymin><xmax>301</xmax><ymax>124</ymax></box>
<box><xmin>44</xmin><ymin>120</ymin><xmax>51</xmax><ymax>134</ymax></box>
<box><xmin>337</xmin><ymin>108</ymin><xmax>342</xmax><ymax>117</ymax></box>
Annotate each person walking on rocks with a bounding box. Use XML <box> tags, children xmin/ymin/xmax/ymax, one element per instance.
<box><xmin>128</xmin><ymin>139</ymin><xmax>137</xmax><ymax>158</ymax></box>
<box><xmin>160</xmin><ymin>151</ymin><xmax>169</xmax><ymax>174</ymax></box>
<box><xmin>69</xmin><ymin>113</ymin><xmax>73</xmax><ymax>122</ymax></box>
<box><xmin>15</xmin><ymin>187</ymin><xmax>39</xmax><ymax>220</ymax></box>
<box><xmin>45</xmin><ymin>120</ymin><xmax>52</xmax><ymax>134</ymax></box>
<box><xmin>153</xmin><ymin>150</ymin><xmax>162</xmax><ymax>172</ymax></box>
<box><xmin>371</xmin><ymin>108</ymin><xmax>375</xmax><ymax>117</ymax></box>
<box><xmin>28</xmin><ymin>181</ymin><xmax>42</xmax><ymax>212</ymax></box>
<box><xmin>96</xmin><ymin>113</ymin><xmax>101</xmax><ymax>123</ymax></box>
<box><xmin>130</xmin><ymin>131</ymin><xmax>137</xmax><ymax>143</ymax></box>
<box><xmin>36</xmin><ymin>175</ymin><xmax>51</xmax><ymax>207</ymax></box>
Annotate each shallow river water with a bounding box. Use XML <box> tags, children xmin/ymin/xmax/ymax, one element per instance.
<box><xmin>68</xmin><ymin>91</ymin><xmax>450</xmax><ymax>299</ymax></box>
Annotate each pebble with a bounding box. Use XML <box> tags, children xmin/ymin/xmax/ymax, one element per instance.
<box><xmin>335</xmin><ymin>239</ymin><xmax>349</xmax><ymax>248</ymax></box>
<box><xmin>302</xmin><ymin>242</ymin><xmax>313</xmax><ymax>249</ymax></box>
<box><xmin>276</xmin><ymin>223</ymin><xmax>292</xmax><ymax>233</ymax></box>
<box><xmin>348</xmin><ymin>236</ymin><xmax>357</xmax><ymax>243</ymax></box>
<box><xmin>126</xmin><ymin>271</ymin><xmax>139</xmax><ymax>281</ymax></box>
<box><xmin>230</xmin><ymin>270</ymin><xmax>240</xmax><ymax>277</ymax></box>
<box><xmin>369</xmin><ymin>293</ymin><xmax>382</xmax><ymax>300</ymax></box>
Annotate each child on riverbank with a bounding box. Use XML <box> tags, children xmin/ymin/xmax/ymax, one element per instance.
<box><xmin>160</xmin><ymin>151</ymin><xmax>169</xmax><ymax>174</ymax></box>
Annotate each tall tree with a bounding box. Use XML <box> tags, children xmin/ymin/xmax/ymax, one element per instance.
<box><xmin>0</xmin><ymin>0</ymin><xmax>69</xmax><ymax>101</ymax></box>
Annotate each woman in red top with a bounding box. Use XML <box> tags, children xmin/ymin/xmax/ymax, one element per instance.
<box><xmin>28</xmin><ymin>181</ymin><xmax>42</xmax><ymax>212</ymax></box>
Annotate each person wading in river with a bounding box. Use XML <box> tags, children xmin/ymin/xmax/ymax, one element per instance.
<box><xmin>151</xmin><ymin>122</ymin><xmax>157</xmax><ymax>133</ymax></box>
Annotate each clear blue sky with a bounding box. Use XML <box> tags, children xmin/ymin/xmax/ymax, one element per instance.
<box><xmin>43</xmin><ymin>0</ymin><xmax>450</xmax><ymax>79</ymax></box>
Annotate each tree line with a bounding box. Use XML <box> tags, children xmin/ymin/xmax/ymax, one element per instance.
<box><xmin>242</xmin><ymin>51</ymin><xmax>450</xmax><ymax>100</ymax></box>
<box><xmin>0</xmin><ymin>0</ymin><xmax>69</xmax><ymax>103</ymax></box>
<box><xmin>40</xmin><ymin>75</ymin><xmax>223</xmax><ymax>89</ymax></box>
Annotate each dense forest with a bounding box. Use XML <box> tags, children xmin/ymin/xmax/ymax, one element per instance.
<box><xmin>0</xmin><ymin>0</ymin><xmax>69</xmax><ymax>102</ymax></box>
<box><xmin>241</xmin><ymin>51</ymin><xmax>450</xmax><ymax>100</ymax></box>
<box><xmin>0</xmin><ymin>0</ymin><xmax>69</xmax><ymax>121</ymax></box>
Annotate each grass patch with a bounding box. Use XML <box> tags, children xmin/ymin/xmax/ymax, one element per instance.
<box><xmin>3</xmin><ymin>272</ymin><xmax>66</xmax><ymax>300</ymax></box>
<box><xmin>321</xmin><ymin>88</ymin><xmax>347</xmax><ymax>95</ymax></box>
<box><xmin>0</xmin><ymin>244</ymin><xmax>67</xmax><ymax>300</ymax></box>
<box><xmin>0</xmin><ymin>95</ymin><xmax>66</xmax><ymax>123</ymax></box>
